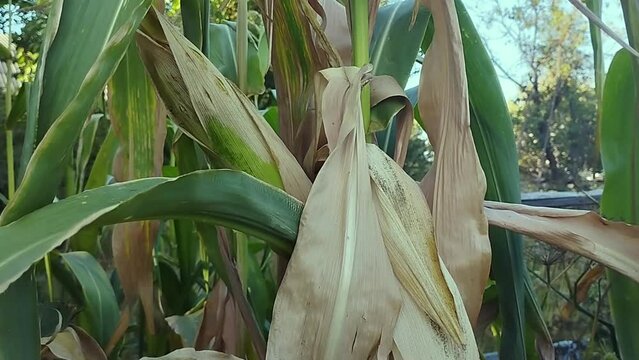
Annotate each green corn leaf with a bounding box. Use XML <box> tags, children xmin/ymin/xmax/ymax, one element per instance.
<box><xmin>19</xmin><ymin>0</ymin><xmax>63</xmax><ymax>181</ymax></box>
<box><xmin>421</xmin><ymin>1</ymin><xmax>528</xmax><ymax>358</ymax></box>
<box><xmin>2</xmin><ymin>0</ymin><xmax>153</xmax><ymax>225</ymax></box>
<box><xmin>53</xmin><ymin>251</ymin><xmax>119</xmax><ymax>346</ymax></box>
<box><xmin>0</xmin><ymin>271</ymin><xmax>39</xmax><ymax>359</ymax></box>
<box><xmin>600</xmin><ymin>49</ymin><xmax>639</xmax><ymax>360</ymax></box>
<box><xmin>174</xmin><ymin>135</ymin><xmax>204</xmax><ymax>306</ymax></box>
<box><xmin>370</xmin><ymin>0</ymin><xmax>429</xmax><ymax>87</ymax></box>
<box><xmin>137</xmin><ymin>8</ymin><xmax>311</xmax><ymax>202</ymax></box>
<box><xmin>0</xmin><ymin>1</ymin><xmax>151</xmax><ymax>357</ymax></box>
<box><xmin>180</xmin><ymin>0</ymin><xmax>210</xmax><ymax>56</ymax></box>
<box><xmin>84</xmin><ymin>127</ymin><xmax>118</xmax><ymax>191</ymax></box>
<box><xmin>370</xmin><ymin>0</ymin><xmax>430</xmax><ymax>158</ymax></box>
<box><xmin>75</xmin><ymin>114</ymin><xmax>102</xmax><ymax>193</ymax></box>
<box><xmin>208</xmin><ymin>19</ymin><xmax>269</xmax><ymax>95</ymax></box>
<box><xmin>0</xmin><ymin>170</ymin><xmax>303</xmax><ymax>296</ymax></box>
<box><xmin>69</xmin><ymin>127</ymin><xmax>119</xmax><ymax>255</ymax></box>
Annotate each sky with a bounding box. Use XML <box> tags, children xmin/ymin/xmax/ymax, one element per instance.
<box><xmin>404</xmin><ymin>0</ymin><xmax>627</xmax><ymax>100</ymax></box>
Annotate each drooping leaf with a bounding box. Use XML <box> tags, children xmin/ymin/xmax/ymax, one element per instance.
<box><xmin>137</xmin><ymin>8</ymin><xmax>311</xmax><ymax>202</ymax></box>
<box><xmin>44</xmin><ymin>325</ymin><xmax>107</xmax><ymax>360</ymax></box>
<box><xmin>166</xmin><ymin>311</ymin><xmax>203</xmax><ymax>348</ymax></box>
<box><xmin>108</xmin><ymin>41</ymin><xmax>167</xmax><ymax>334</ymax></box>
<box><xmin>417</xmin><ymin>0</ymin><xmax>491</xmax><ymax>325</ymax></box>
<box><xmin>54</xmin><ymin>252</ymin><xmax>119</xmax><ymax>346</ymax></box>
<box><xmin>600</xmin><ymin>47</ymin><xmax>639</xmax><ymax>360</ymax></box>
<box><xmin>0</xmin><ymin>170</ymin><xmax>303</xmax><ymax>295</ymax></box>
<box><xmin>420</xmin><ymin>0</ymin><xmax>529</xmax><ymax>357</ymax></box>
<box><xmin>484</xmin><ymin>201</ymin><xmax>639</xmax><ymax>283</ymax></box>
<box><xmin>140</xmin><ymin>348</ymin><xmax>242</xmax><ymax>360</ymax></box>
<box><xmin>369</xmin><ymin>75</ymin><xmax>413</xmax><ymax>166</ymax></box>
<box><xmin>268</xmin><ymin>67</ymin><xmax>401</xmax><ymax>359</ymax></box>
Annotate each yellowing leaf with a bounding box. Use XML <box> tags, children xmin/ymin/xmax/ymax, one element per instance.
<box><xmin>109</xmin><ymin>42</ymin><xmax>167</xmax><ymax>334</ymax></box>
<box><xmin>267</xmin><ymin>67</ymin><xmax>401</xmax><ymax>359</ymax></box>
<box><xmin>417</xmin><ymin>0</ymin><xmax>491</xmax><ymax>324</ymax></box>
<box><xmin>484</xmin><ymin>201</ymin><xmax>639</xmax><ymax>283</ymax></box>
<box><xmin>137</xmin><ymin>8</ymin><xmax>311</xmax><ymax>202</ymax></box>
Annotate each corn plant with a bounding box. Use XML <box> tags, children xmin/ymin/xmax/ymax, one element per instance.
<box><xmin>0</xmin><ymin>0</ymin><xmax>638</xmax><ymax>359</ymax></box>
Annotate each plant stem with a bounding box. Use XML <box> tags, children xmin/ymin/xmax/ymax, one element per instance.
<box><xmin>350</xmin><ymin>0</ymin><xmax>370</xmax><ymax>131</ymax></box>
<box><xmin>217</xmin><ymin>228</ymin><xmax>266</xmax><ymax>360</ymax></box>
<box><xmin>237</xmin><ymin>0</ymin><xmax>248</xmax><ymax>93</ymax></box>
<box><xmin>5</xmin><ymin>131</ymin><xmax>14</xmax><ymax>198</ymax></box>
<box><xmin>5</xmin><ymin>0</ymin><xmax>14</xmax><ymax>199</ymax></box>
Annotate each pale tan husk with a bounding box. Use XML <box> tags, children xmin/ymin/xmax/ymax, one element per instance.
<box><xmin>417</xmin><ymin>0</ymin><xmax>491</xmax><ymax>325</ymax></box>
<box><xmin>367</xmin><ymin>145</ymin><xmax>462</xmax><ymax>343</ymax></box>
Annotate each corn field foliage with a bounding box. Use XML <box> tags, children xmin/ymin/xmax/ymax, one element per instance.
<box><xmin>0</xmin><ymin>0</ymin><xmax>637</xmax><ymax>359</ymax></box>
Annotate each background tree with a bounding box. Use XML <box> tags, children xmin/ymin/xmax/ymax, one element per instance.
<box><xmin>483</xmin><ymin>0</ymin><xmax>601</xmax><ymax>191</ymax></box>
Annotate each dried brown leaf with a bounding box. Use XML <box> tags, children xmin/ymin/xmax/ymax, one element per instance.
<box><xmin>267</xmin><ymin>67</ymin><xmax>401</xmax><ymax>359</ymax></box>
<box><xmin>112</xmin><ymin>221</ymin><xmax>159</xmax><ymax>333</ymax></box>
<box><xmin>575</xmin><ymin>265</ymin><xmax>604</xmax><ymax>304</ymax></box>
<box><xmin>417</xmin><ymin>0</ymin><xmax>491</xmax><ymax>324</ymax></box>
<box><xmin>320</xmin><ymin>0</ymin><xmax>352</xmax><ymax>64</ymax></box>
<box><xmin>484</xmin><ymin>201</ymin><xmax>639</xmax><ymax>282</ymax></box>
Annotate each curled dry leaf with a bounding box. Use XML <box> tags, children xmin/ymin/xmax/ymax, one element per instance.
<box><xmin>137</xmin><ymin>8</ymin><xmax>311</xmax><ymax>202</ymax></box>
<box><xmin>267</xmin><ymin>67</ymin><xmax>401</xmax><ymax>359</ymax></box>
<box><xmin>367</xmin><ymin>145</ymin><xmax>479</xmax><ymax>359</ymax></box>
<box><xmin>417</xmin><ymin>0</ymin><xmax>491</xmax><ymax>324</ymax></box>
<box><xmin>319</xmin><ymin>0</ymin><xmax>352</xmax><ymax>64</ymax></box>
<box><xmin>484</xmin><ymin>201</ymin><xmax>639</xmax><ymax>283</ymax></box>
<box><xmin>369</xmin><ymin>76</ymin><xmax>414</xmax><ymax>167</ymax></box>
<box><xmin>141</xmin><ymin>348</ymin><xmax>242</xmax><ymax>360</ymax></box>
<box><xmin>45</xmin><ymin>326</ymin><xmax>107</xmax><ymax>360</ymax></box>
